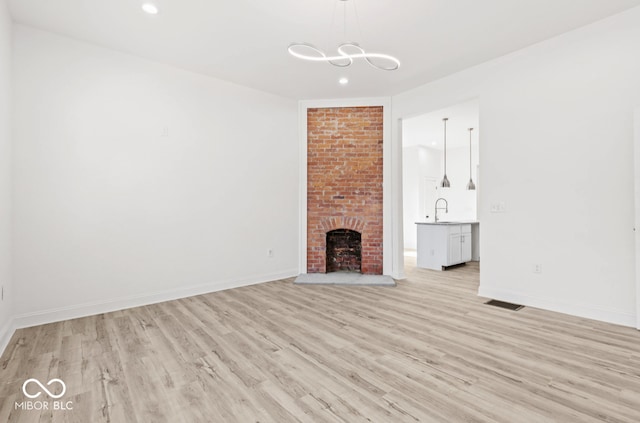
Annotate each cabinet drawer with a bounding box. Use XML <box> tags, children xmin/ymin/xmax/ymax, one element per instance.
<box><xmin>448</xmin><ymin>225</ymin><xmax>461</xmax><ymax>235</ymax></box>
<box><xmin>460</xmin><ymin>224</ymin><xmax>472</xmax><ymax>234</ymax></box>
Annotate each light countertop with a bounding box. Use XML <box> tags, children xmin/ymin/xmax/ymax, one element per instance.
<box><xmin>415</xmin><ymin>221</ymin><xmax>479</xmax><ymax>225</ymax></box>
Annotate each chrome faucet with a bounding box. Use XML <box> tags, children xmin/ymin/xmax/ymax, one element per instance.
<box><xmin>434</xmin><ymin>198</ymin><xmax>448</xmax><ymax>223</ymax></box>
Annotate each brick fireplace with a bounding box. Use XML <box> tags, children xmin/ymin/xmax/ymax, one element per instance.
<box><xmin>306</xmin><ymin>106</ymin><xmax>383</xmax><ymax>275</ymax></box>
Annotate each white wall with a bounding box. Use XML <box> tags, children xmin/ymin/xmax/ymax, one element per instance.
<box><xmin>442</xmin><ymin>146</ymin><xmax>479</xmax><ymax>221</ymax></box>
<box><xmin>402</xmin><ymin>145</ymin><xmax>440</xmax><ymax>249</ymax></box>
<box><xmin>402</xmin><ymin>144</ymin><xmax>478</xmax><ymax>249</ymax></box>
<box><xmin>0</xmin><ymin>0</ymin><xmax>12</xmax><ymax>349</ymax></box>
<box><xmin>402</xmin><ymin>146</ymin><xmax>423</xmax><ymax>249</ymax></box>
<box><xmin>393</xmin><ymin>6</ymin><xmax>640</xmax><ymax>326</ymax></box>
<box><xmin>12</xmin><ymin>26</ymin><xmax>299</xmax><ymax>326</ymax></box>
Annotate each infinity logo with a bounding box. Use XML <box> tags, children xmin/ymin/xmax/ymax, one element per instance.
<box><xmin>22</xmin><ymin>378</ymin><xmax>67</xmax><ymax>399</ymax></box>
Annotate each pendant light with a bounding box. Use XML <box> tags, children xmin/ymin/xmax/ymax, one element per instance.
<box><xmin>288</xmin><ymin>0</ymin><xmax>400</xmax><ymax>71</ymax></box>
<box><xmin>440</xmin><ymin>118</ymin><xmax>450</xmax><ymax>188</ymax></box>
<box><xmin>467</xmin><ymin>127</ymin><xmax>476</xmax><ymax>190</ymax></box>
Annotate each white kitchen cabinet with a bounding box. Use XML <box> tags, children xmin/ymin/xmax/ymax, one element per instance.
<box><xmin>459</xmin><ymin>226</ymin><xmax>472</xmax><ymax>263</ymax></box>
<box><xmin>416</xmin><ymin>222</ymin><xmax>474</xmax><ymax>270</ymax></box>
<box><xmin>448</xmin><ymin>233</ymin><xmax>462</xmax><ymax>265</ymax></box>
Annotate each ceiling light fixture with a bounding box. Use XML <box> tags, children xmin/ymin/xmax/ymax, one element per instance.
<box><xmin>339</xmin><ymin>77</ymin><xmax>349</xmax><ymax>85</ymax></box>
<box><xmin>440</xmin><ymin>118</ymin><xmax>450</xmax><ymax>188</ymax></box>
<box><xmin>288</xmin><ymin>0</ymin><xmax>400</xmax><ymax>71</ymax></box>
<box><xmin>141</xmin><ymin>2</ymin><xmax>159</xmax><ymax>15</ymax></box>
<box><xmin>467</xmin><ymin>127</ymin><xmax>476</xmax><ymax>190</ymax></box>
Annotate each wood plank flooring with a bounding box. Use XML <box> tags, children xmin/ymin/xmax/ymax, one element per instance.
<box><xmin>2</xmin><ymin>258</ymin><xmax>640</xmax><ymax>422</ymax></box>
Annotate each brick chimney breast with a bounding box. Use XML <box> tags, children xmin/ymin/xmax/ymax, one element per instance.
<box><xmin>306</xmin><ymin>106</ymin><xmax>383</xmax><ymax>275</ymax></box>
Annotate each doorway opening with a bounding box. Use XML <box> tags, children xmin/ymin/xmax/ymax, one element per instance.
<box><xmin>400</xmin><ymin>99</ymin><xmax>480</xmax><ymax>266</ymax></box>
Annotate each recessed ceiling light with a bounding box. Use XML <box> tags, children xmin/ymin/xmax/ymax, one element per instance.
<box><xmin>142</xmin><ymin>2</ymin><xmax>159</xmax><ymax>15</ymax></box>
<box><xmin>339</xmin><ymin>77</ymin><xmax>349</xmax><ymax>85</ymax></box>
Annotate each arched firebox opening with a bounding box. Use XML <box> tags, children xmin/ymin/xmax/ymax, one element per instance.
<box><xmin>326</xmin><ymin>229</ymin><xmax>362</xmax><ymax>273</ymax></box>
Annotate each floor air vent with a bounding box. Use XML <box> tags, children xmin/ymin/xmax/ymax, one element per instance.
<box><xmin>485</xmin><ymin>299</ymin><xmax>524</xmax><ymax>311</ymax></box>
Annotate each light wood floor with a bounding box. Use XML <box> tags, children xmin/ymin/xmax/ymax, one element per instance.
<box><xmin>2</xmin><ymin>259</ymin><xmax>640</xmax><ymax>422</ymax></box>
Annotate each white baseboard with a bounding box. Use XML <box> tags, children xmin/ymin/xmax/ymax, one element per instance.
<box><xmin>11</xmin><ymin>269</ymin><xmax>298</xmax><ymax>332</ymax></box>
<box><xmin>478</xmin><ymin>286</ymin><xmax>636</xmax><ymax>328</ymax></box>
<box><xmin>0</xmin><ymin>317</ymin><xmax>16</xmax><ymax>358</ymax></box>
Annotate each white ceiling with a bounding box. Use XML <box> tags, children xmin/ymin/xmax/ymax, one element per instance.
<box><xmin>8</xmin><ymin>0</ymin><xmax>640</xmax><ymax>100</ymax></box>
<box><xmin>403</xmin><ymin>99</ymin><xmax>479</xmax><ymax>150</ymax></box>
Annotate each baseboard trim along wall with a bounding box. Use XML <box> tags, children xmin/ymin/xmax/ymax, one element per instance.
<box><xmin>0</xmin><ymin>269</ymin><xmax>298</xmax><ymax>356</ymax></box>
<box><xmin>478</xmin><ymin>287</ymin><xmax>636</xmax><ymax>328</ymax></box>
<box><xmin>0</xmin><ymin>318</ymin><xmax>16</xmax><ymax>359</ymax></box>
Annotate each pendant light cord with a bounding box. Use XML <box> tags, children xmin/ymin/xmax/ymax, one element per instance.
<box><xmin>289</xmin><ymin>0</ymin><xmax>400</xmax><ymax>71</ymax></box>
<box><xmin>469</xmin><ymin>128</ymin><xmax>473</xmax><ymax>177</ymax></box>
<box><xmin>467</xmin><ymin>127</ymin><xmax>476</xmax><ymax>190</ymax></box>
<box><xmin>440</xmin><ymin>117</ymin><xmax>450</xmax><ymax>188</ymax></box>
<box><xmin>443</xmin><ymin>118</ymin><xmax>448</xmax><ymax>175</ymax></box>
